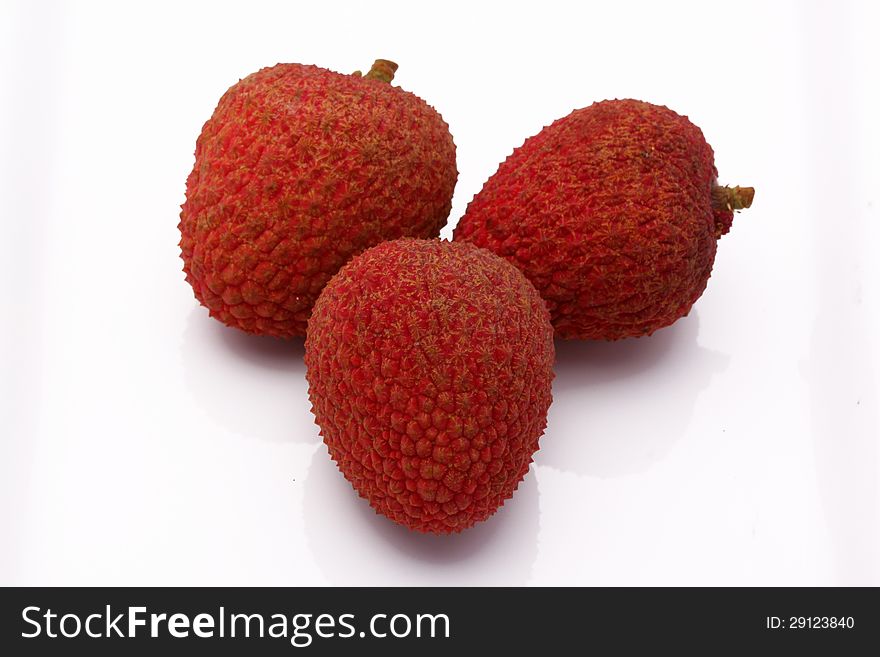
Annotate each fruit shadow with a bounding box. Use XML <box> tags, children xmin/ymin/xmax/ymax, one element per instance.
<box><xmin>539</xmin><ymin>311</ymin><xmax>729</xmax><ymax>477</ymax></box>
<box><xmin>179</xmin><ymin>309</ymin><xmax>317</xmax><ymax>443</ymax></box>
<box><xmin>303</xmin><ymin>446</ymin><xmax>539</xmax><ymax>585</ymax></box>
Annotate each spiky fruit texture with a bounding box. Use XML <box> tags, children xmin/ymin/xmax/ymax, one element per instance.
<box><xmin>179</xmin><ymin>61</ymin><xmax>457</xmax><ymax>337</ymax></box>
<box><xmin>454</xmin><ymin>99</ymin><xmax>753</xmax><ymax>340</ymax></box>
<box><xmin>305</xmin><ymin>239</ymin><xmax>554</xmax><ymax>534</ymax></box>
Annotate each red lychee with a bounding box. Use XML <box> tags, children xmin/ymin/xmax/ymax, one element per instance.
<box><xmin>179</xmin><ymin>59</ymin><xmax>457</xmax><ymax>337</ymax></box>
<box><xmin>305</xmin><ymin>239</ymin><xmax>554</xmax><ymax>534</ymax></box>
<box><xmin>454</xmin><ymin>99</ymin><xmax>753</xmax><ymax>340</ymax></box>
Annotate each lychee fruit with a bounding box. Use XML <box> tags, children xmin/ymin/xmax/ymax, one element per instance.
<box><xmin>179</xmin><ymin>59</ymin><xmax>457</xmax><ymax>337</ymax></box>
<box><xmin>454</xmin><ymin>99</ymin><xmax>753</xmax><ymax>340</ymax></box>
<box><xmin>305</xmin><ymin>239</ymin><xmax>554</xmax><ymax>534</ymax></box>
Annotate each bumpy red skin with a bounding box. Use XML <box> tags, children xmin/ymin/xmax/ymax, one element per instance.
<box><xmin>454</xmin><ymin>99</ymin><xmax>733</xmax><ymax>340</ymax></box>
<box><xmin>305</xmin><ymin>239</ymin><xmax>554</xmax><ymax>534</ymax></box>
<box><xmin>179</xmin><ymin>64</ymin><xmax>457</xmax><ymax>337</ymax></box>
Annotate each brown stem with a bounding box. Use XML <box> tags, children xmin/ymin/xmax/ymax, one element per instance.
<box><xmin>353</xmin><ymin>59</ymin><xmax>398</xmax><ymax>83</ymax></box>
<box><xmin>712</xmin><ymin>185</ymin><xmax>755</xmax><ymax>211</ymax></box>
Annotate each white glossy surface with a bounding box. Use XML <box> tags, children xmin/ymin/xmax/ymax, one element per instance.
<box><xmin>2</xmin><ymin>0</ymin><xmax>878</xmax><ymax>586</ymax></box>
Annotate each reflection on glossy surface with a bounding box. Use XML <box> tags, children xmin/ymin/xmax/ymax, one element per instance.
<box><xmin>304</xmin><ymin>447</ymin><xmax>539</xmax><ymax>585</ymax></box>
<box><xmin>543</xmin><ymin>313</ymin><xmax>729</xmax><ymax>477</ymax></box>
<box><xmin>181</xmin><ymin>310</ymin><xmax>314</xmax><ymax>443</ymax></box>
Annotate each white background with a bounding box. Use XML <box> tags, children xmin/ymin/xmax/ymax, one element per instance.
<box><xmin>2</xmin><ymin>0</ymin><xmax>878</xmax><ymax>586</ymax></box>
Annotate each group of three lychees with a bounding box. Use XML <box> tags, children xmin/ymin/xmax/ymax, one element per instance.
<box><xmin>178</xmin><ymin>59</ymin><xmax>754</xmax><ymax>534</ymax></box>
